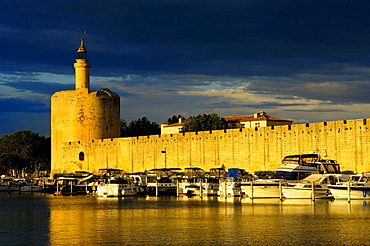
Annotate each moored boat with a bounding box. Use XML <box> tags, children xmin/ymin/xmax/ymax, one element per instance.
<box><xmin>0</xmin><ymin>177</ymin><xmax>21</xmax><ymax>192</ymax></box>
<box><xmin>218</xmin><ymin>168</ymin><xmax>251</xmax><ymax>197</ymax></box>
<box><xmin>14</xmin><ymin>179</ymin><xmax>44</xmax><ymax>192</ymax></box>
<box><xmin>54</xmin><ymin>177</ymin><xmax>88</xmax><ymax>195</ymax></box>
<box><xmin>177</xmin><ymin>167</ymin><xmax>206</xmax><ymax>196</ymax></box>
<box><xmin>146</xmin><ymin>168</ymin><xmax>181</xmax><ymax>196</ymax></box>
<box><xmin>198</xmin><ymin>167</ymin><xmax>229</xmax><ymax>196</ymax></box>
<box><xmin>96</xmin><ymin>168</ymin><xmax>138</xmax><ymax>197</ymax></box>
<box><xmin>282</xmin><ymin>174</ymin><xmax>333</xmax><ymax>199</ymax></box>
<box><xmin>328</xmin><ymin>173</ymin><xmax>370</xmax><ymax>200</ymax></box>
<box><xmin>240</xmin><ymin>153</ymin><xmax>341</xmax><ymax>198</ymax></box>
<box><xmin>96</xmin><ymin>177</ymin><xmax>137</xmax><ymax>197</ymax></box>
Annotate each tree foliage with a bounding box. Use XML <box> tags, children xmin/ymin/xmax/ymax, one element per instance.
<box><xmin>120</xmin><ymin>117</ymin><xmax>160</xmax><ymax>137</ymax></box>
<box><xmin>182</xmin><ymin>113</ymin><xmax>227</xmax><ymax>132</ymax></box>
<box><xmin>120</xmin><ymin>119</ymin><xmax>128</xmax><ymax>137</ymax></box>
<box><xmin>167</xmin><ymin>115</ymin><xmax>184</xmax><ymax>124</ymax></box>
<box><xmin>0</xmin><ymin>130</ymin><xmax>50</xmax><ymax>175</ymax></box>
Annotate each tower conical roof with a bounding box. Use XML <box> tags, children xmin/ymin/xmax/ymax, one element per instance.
<box><xmin>77</xmin><ymin>38</ymin><xmax>87</xmax><ymax>59</ymax></box>
<box><xmin>77</xmin><ymin>38</ymin><xmax>87</xmax><ymax>52</ymax></box>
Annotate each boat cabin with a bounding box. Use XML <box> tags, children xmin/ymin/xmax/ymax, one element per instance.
<box><xmin>183</xmin><ymin>167</ymin><xmax>206</xmax><ymax>179</ymax></box>
<box><xmin>148</xmin><ymin>168</ymin><xmax>182</xmax><ymax>183</ymax></box>
<box><xmin>282</xmin><ymin>154</ymin><xmax>341</xmax><ymax>174</ymax></box>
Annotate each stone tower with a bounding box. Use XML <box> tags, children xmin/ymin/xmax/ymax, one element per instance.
<box><xmin>51</xmin><ymin>39</ymin><xmax>120</xmax><ymax>174</ymax></box>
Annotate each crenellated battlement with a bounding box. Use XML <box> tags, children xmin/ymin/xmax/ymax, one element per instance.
<box><xmin>55</xmin><ymin>117</ymin><xmax>370</xmax><ymax>174</ymax></box>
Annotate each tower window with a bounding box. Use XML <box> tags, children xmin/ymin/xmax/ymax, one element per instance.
<box><xmin>79</xmin><ymin>152</ymin><xmax>85</xmax><ymax>161</ymax></box>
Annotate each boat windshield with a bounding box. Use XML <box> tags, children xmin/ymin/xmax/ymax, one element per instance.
<box><xmin>318</xmin><ymin>164</ymin><xmax>341</xmax><ymax>174</ymax></box>
<box><xmin>184</xmin><ymin>168</ymin><xmax>205</xmax><ymax>178</ymax></box>
<box><xmin>209</xmin><ymin>168</ymin><xmax>228</xmax><ymax>178</ymax></box>
<box><xmin>282</xmin><ymin>154</ymin><xmax>320</xmax><ymax>166</ymax></box>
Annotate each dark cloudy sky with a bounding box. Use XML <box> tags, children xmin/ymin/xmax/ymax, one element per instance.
<box><xmin>2</xmin><ymin>0</ymin><xmax>370</xmax><ymax>136</ymax></box>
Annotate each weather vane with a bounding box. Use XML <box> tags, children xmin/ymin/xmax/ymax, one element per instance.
<box><xmin>79</xmin><ymin>30</ymin><xmax>87</xmax><ymax>39</ymax></box>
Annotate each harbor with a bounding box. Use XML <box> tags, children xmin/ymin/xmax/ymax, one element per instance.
<box><xmin>3</xmin><ymin>2</ymin><xmax>370</xmax><ymax>245</ymax></box>
<box><xmin>2</xmin><ymin>153</ymin><xmax>370</xmax><ymax>202</ymax></box>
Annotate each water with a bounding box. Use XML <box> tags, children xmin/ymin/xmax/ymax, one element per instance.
<box><xmin>0</xmin><ymin>193</ymin><xmax>370</xmax><ymax>246</ymax></box>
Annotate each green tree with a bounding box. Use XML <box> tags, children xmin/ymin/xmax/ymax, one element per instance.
<box><xmin>167</xmin><ymin>115</ymin><xmax>184</xmax><ymax>124</ymax></box>
<box><xmin>121</xmin><ymin>117</ymin><xmax>160</xmax><ymax>137</ymax></box>
<box><xmin>0</xmin><ymin>130</ymin><xmax>50</xmax><ymax>175</ymax></box>
<box><xmin>120</xmin><ymin>119</ymin><xmax>129</xmax><ymax>137</ymax></box>
<box><xmin>182</xmin><ymin>113</ymin><xmax>226</xmax><ymax>132</ymax></box>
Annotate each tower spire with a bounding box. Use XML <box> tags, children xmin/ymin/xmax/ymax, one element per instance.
<box><xmin>77</xmin><ymin>38</ymin><xmax>87</xmax><ymax>59</ymax></box>
<box><xmin>74</xmin><ymin>38</ymin><xmax>91</xmax><ymax>90</ymax></box>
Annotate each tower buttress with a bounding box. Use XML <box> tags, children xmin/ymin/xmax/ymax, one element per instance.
<box><xmin>74</xmin><ymin>38</ymin><xmax>91</xmax><ymax>90</ymax></box>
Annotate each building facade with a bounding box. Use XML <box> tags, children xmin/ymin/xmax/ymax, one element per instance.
<box><xmin>160</xmin><ymin>111</ymin><xmax>293</xmax><ymax>134</ymax></box>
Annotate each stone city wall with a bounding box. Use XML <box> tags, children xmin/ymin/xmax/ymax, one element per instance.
<box><xmin>55</xmin><ymin>118</ymin><xmax>370</xmax><ymax>174</ymax></box>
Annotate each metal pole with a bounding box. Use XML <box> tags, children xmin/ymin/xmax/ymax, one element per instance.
<box><xmin>347</xmin><ymin>181</ymin><xmax>351</xmax><ymax>203</ymax></box>
<box><xmin>250</xmin><ymin>180</ymin><xmax>254</xmax><ymax>199</ymax></box>
<box><xmin>279</xmin><ymin>180</ymin><xmax>283</xmax><ymax>200</ymax></box>
<box><xmin>224</xmin><ymin>179</ymin><xmax>227</xmax><ymax>199</ymax></box>
<box><xmin>176</xmin><ymin>180</ymin><xmax>179</xmax><ymax>197</ymax></box>
<box><xmin>200</xmin><ymin>180</ymin><xmax>203</xmax><ymax>198</ymax></box>
<box><xmin>156</xmin><ymin>180</ymin><xmax>159</xmax><ymax>197</ymax></box>
<box><xmin>311</xmin><ymin>181</ymin><xmax>315</xmax><ymax>201</ymax></box>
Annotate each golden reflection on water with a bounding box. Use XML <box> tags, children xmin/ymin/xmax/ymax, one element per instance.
<box><xmin>47</xmin><ymin>195</ymin><xmax>370</xmax><ymax>245</ymax></box>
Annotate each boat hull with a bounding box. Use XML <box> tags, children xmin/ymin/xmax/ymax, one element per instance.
<box><xmin>218</xmin><ymin>182</ymin><xmax>241</xmax><ymax>197</ymax></box>
<box><xmin>282</xmin><ymin>187</ymin><xmax>332</xmax><ymax>199</ymax></box>
<box><xmin>240</xmin><ymin>181</ymin><xmax>283</xmax><ymax>198</ymax></box>
<box><xmin>329</xmin><ymin>186</ymin><xmax>370</xmax><ymax>200</ymax></box>
<box><xmin>97</xmin><ymin>183</ymin><xmax>137</xmax><ymax>197</ymax></box>
<box><xmin>146</xmin><ymin>182</ymin><xmax>178</xmax><ymax>196</ymax></box>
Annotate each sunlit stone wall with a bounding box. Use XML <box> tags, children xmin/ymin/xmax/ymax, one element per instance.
<box><xmin>51</xmin><ymin>88</ymin><xmax>120</xmax><ymax>174</ymax></box>
<box><xmin>56</xmin><ymin>118</ymin><xmax>370</xmax><ymax>174</ymax></box>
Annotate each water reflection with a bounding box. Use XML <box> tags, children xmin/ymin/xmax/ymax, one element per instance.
<box><xmin>0</xmin><ymin>193</ymin><xmax>50</xmax><ymax>246</ymax></box>
<box><xmin>0</xmin><ymin>194</ymin><xmax>370</xmax><ymax>245</ymax></box>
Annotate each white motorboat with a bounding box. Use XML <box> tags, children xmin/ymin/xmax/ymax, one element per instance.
<box><xmin>240</xmin><ymin>163</ymin><xmax>312</xmax><ymax>198</ymax></box>
<box><xmin>146</xmin><ymin>168</ymin><xmax>181</xmax><ymax>196</ymax></box>
<box><xmin>282</xmin><ymin>174</ymin><xmax>333</xmax><ymax>199</ymax></box>
<box><xmin>54</xmin><ymin>177</ymin><xmax>88</xmax><ymax>195</ymax></box>
<box><xmin>218</xmin><ymin>178</ymin><xmax>242</xmax><ymax>197</ymax></box>
<box><xmin>96</xmin><ymin>177</ymin><xmax>137</xmax><ymax>197</ymax></box>
<box><xmin>96</xmin><ymin>168</ymin><xmax>138</xmax><ymax>197</ymax></box>
<box><xmin>240</xmin><ymin>179</ymin><xmax>284</xmax><ymax>198</ymax></box>
<box><xmin>0</xmin><ymin>178</ymin><xmax>45</xmax><ymax>193</ymax></box>
<box><xmin>14</xmin><ymin>179</ymin><xmax>44</xmax><ymax>192</ymax></box>
<box><xmin>129</xmin><ymin>174</ymin><xmax>149</xmax><ymax>194</ymax></box>
<box><xmin>0</xmin><ymin>177</ymin><xmax>20</xmax><ymax>192</ymax></box>
<box><xmin>187</xmin><ymin>181</ymin><xmax>220</xmax><ymax>196</ymax></box>
<box><xmin>198</xmin><ymin>167</ymin><xmax>228</xmax><ymax>196</ymax></box>
<box><xmin>218</xmin><ymin>168</ymin><xmax>251</xmax><ymax>197</ymax></box>
<box><xmin>178</xmin><ymin>167</ymin><xmax>231</xmax><ymax>197</ymax></box>
<box><xmin>240</xmin><ymin>153</ymin><xmax>341</xmax><ymax>198</ymax></box>
<box><xmin>328</xmin><ymin>173</ymin><xmax>370</xmax><ymax>200</ymax></box>
<box><xmin>177</xmin><ymin>167</ymin><xmax>206</xmax><ymax>196</ymax></box>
